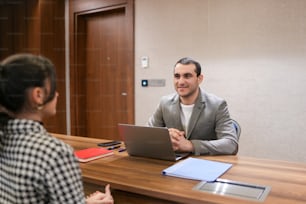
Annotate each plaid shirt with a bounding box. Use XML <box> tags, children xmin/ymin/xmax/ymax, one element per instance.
<box><xmin>0</xmin><ymin>119</ymin><xmax>86</xmax><ymax>204</ymax></box>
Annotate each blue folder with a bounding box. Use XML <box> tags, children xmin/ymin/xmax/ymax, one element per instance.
<box><xmin>162</xmin><ymin>157</ymin><xmax>232</xmax><ymax>182</ymax></box>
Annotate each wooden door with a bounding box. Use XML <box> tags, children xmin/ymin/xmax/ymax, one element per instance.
<box><xmin>70</xmin><ymin>0</ymin><xmax>134</xmax><ymax>140</ymax></box>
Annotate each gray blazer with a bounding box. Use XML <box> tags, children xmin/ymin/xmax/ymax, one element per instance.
<box><xmin>147</xmin><ymin>88</ymin><xmax>238</xmax><ymax>155</ymax></box>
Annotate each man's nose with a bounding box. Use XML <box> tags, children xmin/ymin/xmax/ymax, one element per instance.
<box><xmin>178</xmin><ymin>77</ymin><xmax>186</xmax><ymax>83</ymax></box>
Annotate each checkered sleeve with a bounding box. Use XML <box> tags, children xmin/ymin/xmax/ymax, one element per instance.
<box><xmin>45</xmin><ymin>142</ymin><xmax>86</xmax><ymax>203</ymax></box>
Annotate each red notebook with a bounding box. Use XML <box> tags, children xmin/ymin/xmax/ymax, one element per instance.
<box><xmin>75</xmin><ymin>147</ymin><xmax>114</xmax><ymax>162</ymax></box>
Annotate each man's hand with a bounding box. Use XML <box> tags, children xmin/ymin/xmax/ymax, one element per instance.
<box><xmin>168</xmin><ymin>128</ymin><xmax>194</xmax><ymax>152</ymax></box>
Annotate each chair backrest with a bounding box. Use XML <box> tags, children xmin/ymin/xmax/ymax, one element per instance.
<box><xmin>232</xmin><ymin>119</ymin><xmax>241</xmax><ymax>140</ymax></box>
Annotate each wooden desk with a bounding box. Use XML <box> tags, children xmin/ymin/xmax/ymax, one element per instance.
<box><xmin>53</xmin><ymin>133</ymin><xmax>306</xmax><ymax>204</ymax></box>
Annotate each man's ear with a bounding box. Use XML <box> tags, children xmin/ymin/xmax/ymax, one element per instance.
<box><xmin>198</xmin><ymin>74</ymin><xmax>204</xmax><ymax>84</ymax></box>
<box><xmin>31</xmin><ymin>87</ymin><xmax>44</xmax><ymax>105</ymax></box>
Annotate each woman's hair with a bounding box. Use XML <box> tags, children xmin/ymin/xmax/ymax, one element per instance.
<box><xmin>174</xmin><ymin>57</ymin><xmax>202</xmax><ymax>76</ymax></box>
<box><xmin>0</xmin><ymin>53</ymin><xmax>56</xmax><ymax>127</ymax></box>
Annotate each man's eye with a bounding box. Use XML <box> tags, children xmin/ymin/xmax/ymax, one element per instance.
<box><xmin>183</xmin><ymin>74</ymin><xmax>193</xmax><ymax>78</ymax></box>
<box><xmin>174</xmin><ymin>74</ymin><xmax>180</xmax><ymax>79</ymax></box>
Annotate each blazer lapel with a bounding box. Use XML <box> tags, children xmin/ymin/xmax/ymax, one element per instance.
<box><xmin>186</xmin><ymin>91</ymin><xmax>206</xmax><ymax>139</ymax></box>
<box><xmin>170</xmin><ymin>94</ymin><xmax>184</xmax><ymax>129</ymax></box>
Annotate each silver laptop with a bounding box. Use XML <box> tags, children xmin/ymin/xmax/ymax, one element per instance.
<box><xmin>118</xmin><ymin>124</ymin><xmax>189</xmax><ymax>161</ymax></box>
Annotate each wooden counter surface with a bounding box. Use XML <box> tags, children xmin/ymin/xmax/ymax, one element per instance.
<box><xmin>53</xmin><ymin>133</ymin><xmax>306</xmax><ymax>204</ymax></box>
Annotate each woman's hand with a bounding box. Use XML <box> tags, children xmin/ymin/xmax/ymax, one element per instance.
<box><xmin>86</xmin><ymin>184</ymin><xmax>114</xmax><ymax>204</ymax></box>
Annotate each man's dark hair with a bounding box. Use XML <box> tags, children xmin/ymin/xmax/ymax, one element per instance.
<box><xmin>174</xmin><ymin>57</ymin><xmax>202</xmax><ymax>76</ymax></box>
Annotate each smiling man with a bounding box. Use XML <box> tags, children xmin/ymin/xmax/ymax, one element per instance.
<box><xmin>147</xmin><ymin>57</ymin><xmax>238</xmax><ymax>155</ymax></box>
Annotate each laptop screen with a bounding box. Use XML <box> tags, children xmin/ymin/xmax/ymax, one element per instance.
<box><xmin>118</xmin><ymin>124</ymin><xmax>189</xmax><ymax>161</ymax></box>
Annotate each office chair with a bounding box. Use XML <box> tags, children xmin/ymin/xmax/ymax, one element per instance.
<box><xmin>232</xmin><ymin>119</ymin><xmax>241</xmax><ymax>141</ymax></box>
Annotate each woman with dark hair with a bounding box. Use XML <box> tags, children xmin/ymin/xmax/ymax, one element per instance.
<box><xmin>0</xmin><ymin>53</ymin><xmax>113</xmax><ymax>204</ymax></box>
